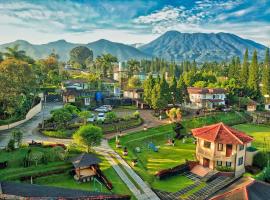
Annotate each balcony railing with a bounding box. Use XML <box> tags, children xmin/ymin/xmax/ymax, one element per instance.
<box><xmin>197</xmin><ymin>147</ymin><xmax>213</xmax><ymax>159</ymax></box>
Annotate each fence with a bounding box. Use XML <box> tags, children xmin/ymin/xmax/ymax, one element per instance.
<box><xmin>0</xmin><ymin>101</ymin><xmax>42</xmax><ymax>131</ymax></box>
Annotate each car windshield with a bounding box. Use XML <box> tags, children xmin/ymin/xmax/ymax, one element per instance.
<box><xmin>98</xmin><ymin>113</ymin><xmax>104</xmax><ymax>117</ymax></box>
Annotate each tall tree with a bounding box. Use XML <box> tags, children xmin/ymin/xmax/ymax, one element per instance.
<box><xmin>69</xmin><ymin>46</ymin><xmax>93</xmax><ymax>69</ymax></box>
<box><xmin>127</xmin><ymin>59</ymin><xmax>141</xmax><ymax>77</ymax></box>
<box><xmin>169</xmin><ymin>76</ymin><xmax>179</xmax><ymax>105</ymax></box>
<box><xmin>240</xmin><ymin>49</ymin><xmax>249</xmax><ymax>87</ymax></box>
<box><xmin>143</xmin><ymin>74</ymin><xmax>155</xmax><ymax>106</ymax></box>
<box><xmin>262</xmin><ymin>48</ymin><xmax>270</xmax><ymax>96</ymax></box>
<box><xmin>73</xmin><ymin>124</ymin><xmax>103</xmax><ymax>153</ymax></box>
<box><xmin>151</xmin><ymin>75</ymin><xmax>170</xmax><ymax>112</ymax></box>
<box><xmin>177</xmin><ymin>75</ymin><xmax>190</xmax><ymax>104</ymax></box>
<box><xmin>248</xmin><ymin>50</ymin><xmax>259</xmax><ymax>97</ymax></box>
<box><xmin>4</xmin><ymin>44</ymin><xmax>26</xmax><ymax>60</ymax></box>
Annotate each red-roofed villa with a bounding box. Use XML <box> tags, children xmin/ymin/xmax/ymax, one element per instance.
<box><xmin>192</xmin><ymin>123</ymin><xmax>254</xmax><ymax>177</ymax></box>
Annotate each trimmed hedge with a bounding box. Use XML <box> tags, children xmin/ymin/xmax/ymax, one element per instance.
<box><xmin>253</xmin><ymin>152</ymin><xmax>270</xmax><ymax>169</ymax></box>
<box><xmin>43</xmin><ymin>130</ymin><xmax>69</xmax><ymax>138</ymax></box>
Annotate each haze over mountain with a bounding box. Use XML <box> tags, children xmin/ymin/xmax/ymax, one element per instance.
<box><xmin>139</xmin><ymin>31</ymin><xmax>267</xmax><ymax>62</ymax></box>
<box><xmin>0</xmin><ymin>39</ymin><xmax>150</xmax><ymax>61</ymax></box>
<box><xmin>0</xmin><ymin>31</ymin><xmax>267</xmax><ymax>62</ymax></box>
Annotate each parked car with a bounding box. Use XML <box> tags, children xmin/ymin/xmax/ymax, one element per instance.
<box><xmin>97</xmin><ymin>113</ymin><xmax>106</xmax><ymax>121</ymax></box>
<box><xmin>87</xmin><ymin>114</ymin><xmax>96</xmax><ymax>122</ymax></box>
<box><xmin>94</xmin><ymin>106</ymin><xmax>109</xmax><ymax>113</ymax></box>
<box><xmin>103</xmin><ymin>105</ymin><xmax>113</xmax><ymax>111</ymax></box>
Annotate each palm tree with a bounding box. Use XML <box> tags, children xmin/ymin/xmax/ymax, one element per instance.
<box><xmin>4</xmin><ymin>44</ymin><xmax>26</xmax><ymax>60</ymax></box>
<box><xmin>127</xmin><ymin>59</ymin><xmax>141</xmax><ymax>77</ymax></box>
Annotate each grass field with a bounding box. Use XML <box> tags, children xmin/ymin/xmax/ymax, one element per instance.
<box><xmin>233</xmin><ymin>124</ymin><xmax>270</xmax><ymax>150</ymax></box>
<box><xmin>109</xmin><ymin>111</ymin><xmax>248</xmax><ymax>192</ymax></box>
<box><xmin>0</xmin><ymin>146</ymin><xmax>132</xmax><ymax>198</ymax></box>
<box><xmin>34</xmin><ymin>155</ymin><xmax>133</xmax><ymax>197</ymax></box>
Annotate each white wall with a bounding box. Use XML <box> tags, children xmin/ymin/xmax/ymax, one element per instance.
<box><xmin>0</xmin><ymin>101</ymin><xmax>42</xmax><ymax>131</ymax></box>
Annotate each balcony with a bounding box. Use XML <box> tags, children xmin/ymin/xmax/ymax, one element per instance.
<box><xmin>197</xmin><ymin>147</ymin><xmax>213</xmax><ymax>159</ymax></box>
<box><xmin>214</xmin><ymin>153</ymin><xmax>236</xmax><ymax>162</ymax></box>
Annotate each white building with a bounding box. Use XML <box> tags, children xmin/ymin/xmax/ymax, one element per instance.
<box><xmin>187</xmin><ymin>87</ymin><xmax>226</xmax><ymax>109</ymax></box>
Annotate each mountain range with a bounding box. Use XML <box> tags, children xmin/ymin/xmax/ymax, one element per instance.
<box><xmin>0</xmin><ymin>31</ymin><xmax>267</xmax><ymax>62</ymax></box>
<box><xmin>139</xmin><ymin>31</ymin><xmax>267</xmax><ymax>62</ymax></box>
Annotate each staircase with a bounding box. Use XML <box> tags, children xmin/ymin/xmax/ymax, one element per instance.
<box><xmin>185</xmin><ymin>176</ymin><xmax>237</xmax><ymax>200</ymax></box>
<box><xmin>190</xmin><ymin>165</ymin><xmax>212</xmax><ymax>178</ymax></box>
<box><xmin>201</xmin><ymin>170</ymin><xmax>219</xmax><ymax>182</ymax></box>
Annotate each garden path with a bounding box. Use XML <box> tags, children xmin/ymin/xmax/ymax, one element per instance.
<box><xmin>94</xmin><ymin>140</ymin><xmax>160</xmax><ymax>200</ymax></box>
<box><xmin>104</xmin><ymin>109</ymin><xmax>168</xmax><ymax>139</ymax></box>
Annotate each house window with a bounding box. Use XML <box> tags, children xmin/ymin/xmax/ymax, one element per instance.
<box><xmin>239</xmin><ymin>145</ymin><xmax>244</xmax><ymax>151</ymax></box>
<box><xmin>218</xmin><ymin>143</ymin><xmax>223</xmax><ymax>151</ymax></box>
<box><xmin>226</xmin><ymin>162</ymin><xmax>232</xmax><ymax>167</ymax></box>
<box><xmin>204</xmin><ymin>141</ymin><xmax>211</xmax><ymax>149</ymax></box>
<box><xmin>238</xmin><ymin>157</ymin><xmax>244</xmax><ymax>166</ymax></box>
<box><xmin>216</xmin><ymin>161</ymin><xmax>222</xmax><ymax>166</ymax></box>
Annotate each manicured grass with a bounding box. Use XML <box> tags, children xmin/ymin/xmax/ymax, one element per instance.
<box><xmin>233</xmin><ymin>124</ymin><xmax>270</xmax><ymax>149</ymax></box>
<box><xmin>0</xmin><ymin>146</ymin><xmax>73</xmax><ymax>181</ymax></box>
<box><xmin>35</xmin><ymin>155</ymin><xmax>133</xmax><ymax>198</ymax></box>
<box><xmin>109</xmin><ymin>124</ymin><xmax>195</xmax><ymax>192</ymax></box>
<box><xmin>109</xmin><ymin>111</ymin><xmax>247</xmax><ymax>192</ymax></box>
<box><xmin>0</xmin><ymin>147</ymin><xmax>133</xmax><ymax>198</ymax></box>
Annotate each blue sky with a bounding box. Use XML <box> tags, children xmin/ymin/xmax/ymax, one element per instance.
<box><xmin>0</xmin><ymin>0</ymin><xmax>269</xmax><ymax>45</ymax></box>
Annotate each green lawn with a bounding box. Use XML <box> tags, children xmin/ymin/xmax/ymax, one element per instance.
<box><xmin>233</xmin><ymin>124</ymin><xmax>270</xmax><ymax>149</ymax></box>
<box><xmin>109</xmin><ymin>111</ymin><xmax>248</xmax><ymax>192</ymax></box>
<box><xmin>0</xmin><ymin>146</ymin><xmax>133</xmax><ymax>198</ymax></box>
<box><xmin>34</xmin><ymin>155</ymin><xmax>133</xmax><ymax>198</ymax></box>
<box><xmin>109</xmin><ymin>124</ymin><xmax>195</xmax><ymax>192</ymax></box>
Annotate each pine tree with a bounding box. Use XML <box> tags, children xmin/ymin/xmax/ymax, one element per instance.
<box><xmin>248</xmin><ymin>50</ymin><xmax>259</xmax><ymax>97</ymax></box>
<box><xmin>240</xmin><ymin>49</ymin><xmax>249</xmax><ymax>87</ymax></box>
<box><xmin>177</xmin><ymin>75</ymin><xmax>190</xmax><ymax>104</ymax></box>
<box><xmin>151</xmin><ymin>75</ymin><xmax>170</xmax><ymax>112</ymax></box>
<box><xmin>143</xmin><ymin>74</ymin><xmax>155</xmax><ymax>106</ymax></box>
<box><xmin>262</xmin><ymin>48</ymin><xmax>270</xmax><ymax>96</ymax></box>
<box><xmin>169</xmin><ymin>76</ymin><xmax>179</xmax><ymax>105</ymax></box>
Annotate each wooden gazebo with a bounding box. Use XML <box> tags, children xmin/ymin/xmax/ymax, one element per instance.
<box><xmin>71</xmin><ymin>153</ymin><xmax>101</xmax><ymax>182</ymax></box>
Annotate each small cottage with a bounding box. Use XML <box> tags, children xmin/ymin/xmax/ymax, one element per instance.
<box><xmin>71</xmin><ymin>153</ymin><xmax>101</xmax><ymax>182</ymax></box>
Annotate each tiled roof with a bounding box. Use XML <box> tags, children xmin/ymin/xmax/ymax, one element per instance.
<box><xmin>71</xmin><ymin>153</ymin><xmax>101</xmax><ymax>168</ymax></box>
<box><xmin>192</xmin><ymin>123</ymin><xmax>253</xmax><ymax>144</ymax></box>
<box><xmin>210</xmin><ymin>179</ymin><xmax>270</xmax><ymax>200</ymax></box>
<box><xmin>188</xmin><ymin>87</ymin><xmax>226</xmax><ymax>94</ymax></box>
<box><xmin>0</xmin><ymin>181</ymin><xmax>130</xmax><ymax>199</ymax></box>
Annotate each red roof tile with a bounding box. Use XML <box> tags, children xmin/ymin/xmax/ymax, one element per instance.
<box><xmin>192</xmin><ymin>123</ymin><xmax>253</xmax><ymax>145</ymax></box>
<box><xmin>187</xmin><ymin>87</ymin><xmax>226</xmax><ymax>94</ymax></box>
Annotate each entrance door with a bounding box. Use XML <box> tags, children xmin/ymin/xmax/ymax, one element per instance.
<box><xmin>203</xmin><ymin>158</ymin><xmax>210</xmax><ymax>168</ymax></box>
<box><xmin>226</xmin><ymin>144</ymin><xmax>233</xmax><ymax>157</ymax></box>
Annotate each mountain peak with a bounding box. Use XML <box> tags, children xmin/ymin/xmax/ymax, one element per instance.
<box><xmin>139</xmin><ymin>31</ymin><xmax>266</xmax><ymax>62</ymax></box>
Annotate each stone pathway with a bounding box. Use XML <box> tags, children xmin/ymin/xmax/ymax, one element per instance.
<box><xmin>94</xmin><ymin>140</ymin><xmax>160</xmax><ymax>200</ymax></box>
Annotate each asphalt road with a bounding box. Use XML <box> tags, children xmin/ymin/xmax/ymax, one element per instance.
<box><xmin>0</xmin><ymin>105</ymin><xmax>168</xmax><ymax>148</ymax></box>
<box><xmin>0</xmin><ymin>102</ymin><xmax>63</xmax><ymax>148</ymax></box>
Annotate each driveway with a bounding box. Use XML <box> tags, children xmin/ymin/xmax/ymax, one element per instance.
<box><xmin>0</xmin><ymin>107</ymin><xmax>168</xmax><ymax>148</ymax></box>
<box><xmin>0</xmin><ymin>102</ymin><xmax>63</xmax><ymax>148</ymax></box>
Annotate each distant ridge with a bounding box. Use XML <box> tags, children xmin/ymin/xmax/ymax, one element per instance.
<box><xmin>0</xmin><ymin>31</ymin><xmax>267</xmax><ymax>62</ymax></box>
<box><xmin>0</xmin><ymin>39</ymin><xmax>150</xmax><ymax>61</ymax></box>
<box><xmin>139</xmin><ymin>31</ymin><xmax>267</xmax><ymax>62</ymax></box>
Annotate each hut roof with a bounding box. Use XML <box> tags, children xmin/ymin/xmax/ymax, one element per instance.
<box><xmin>71</xmin><ymin>153</ymin><xmax>101</xmax><ymax>168</ymax></box>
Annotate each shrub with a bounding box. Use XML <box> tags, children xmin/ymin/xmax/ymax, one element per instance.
<box><xmin>7</xmin><ymin>139</ymin><xmax>15</xmax><ymax>151</ymax></box>
<box><xmin>256</xmin><ymin>165</ymin><xmax>270</xmax><ymax>183</ymax></box>
<box><xmin>43</xmin><ymin>130</ymin><xmax>68</xmax><ymax>138</ymax></box>
<box><xmin>253</xmin><ymin>152</ymin><xmax>270</xmax><ymax>169</ymax></box>
<box><xmin>246</xmin><ymin>146</ymin><xmax>258</xmax><ymax>152</ymax></box>
<box><xmin>216</xmin><ymin>166</ymin><xmax>233</xmax><ymax>172</ymax></box>
<box><xmin>133</xmin><ymin>111</ymin><xmax>140</xmax><ymax>118</ymax></box>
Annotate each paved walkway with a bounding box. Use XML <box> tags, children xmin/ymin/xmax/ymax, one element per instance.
<box><xmin>94</xmin><ymin>140</ymin><xmax>160</xmax><ymax>200</ymax></box>
<box><xmin>104</xmin><ymin>109</ymin><xmax>168</xmax><ymax>139</ymax></box>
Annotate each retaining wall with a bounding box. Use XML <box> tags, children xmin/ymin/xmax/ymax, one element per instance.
<box><xmin>0</xmin><ymin>101</ymin><xmax>42</xmax><ymax>131</ymax></box>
